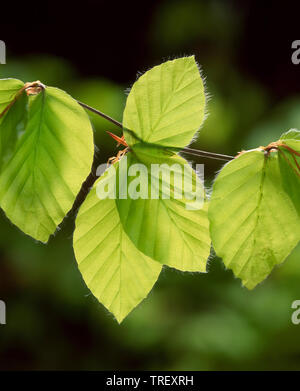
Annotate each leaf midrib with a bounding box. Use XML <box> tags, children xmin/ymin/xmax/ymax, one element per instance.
<box><xmin>235</xmin><ymin>154</ymin><xmax>268</xmax><ymax>277</ymax></box>
<box><xmin>30</xmin><ymin>90</ymin><xmax>47</xmax><ymax>210</ymax></box>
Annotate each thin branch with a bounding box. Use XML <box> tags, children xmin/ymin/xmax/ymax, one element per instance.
<box><xmin>181</xmin><ymin>147</ymin><xmax>233</xmax><ymax>161</ymax></box>
<box><xmin>77</xmin><ymin>99</ymin><xmax>234</xmax><ymax>161</ymax></box>
<box><xmin>77</xmin><ymin>100</ymin><xmax>123</xmax><ymax>129</ymax></box>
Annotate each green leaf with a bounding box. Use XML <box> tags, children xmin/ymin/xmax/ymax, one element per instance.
<box><xmin>277</xmin><ymin>128</ymin><xmax>300</xmax><ymax>215</ymax></box>
<box><xmin>0</xmin><ymin>86</ymin><xmax>94</xmax><ymax>242</ymax></box>
<box><xmin>280</xmin><ymin>128</ymin><xmax>300</xmax><ymax>141</ymax></box>
<box><xmin>73</xmin><ymin>166</ymin><xmax>162</xmax><ymax>323</ymax></box>
<box><xmin>209</xmin><ymin>149</ymin><xmax>300</xmax><ymax>289</ymax></box>
<box><xmin>115</xmin><ymin>144</ymin><xmax>211</xmax><ymax>272</ymax></box>
<box><xmin>279</xmin><ymin>129</ymin><xmax>300</xmax><ymax>161</ymax></box>
<box><xmin>0</xmin><ymin>79</ymin><xmax>27</xmax><ymax>167</ymax></box>
<box><xmin>278</xmin><ymin>148</ymin><xmax>300</xmax><ymax>216</ymax></box>
<box><xmin>0</xmin><ymin>92</ymin><xmax>28</xmax><ymax>169</ymax></box>
<box><xmin>123</xmin><ymin>56</ymin><xmax>206</xmax><ymax>148</ymax></box>
<box><xmin>0</xmin><ymin>78</ymin><xmax>24</xmax><ymax>115</ymax></box>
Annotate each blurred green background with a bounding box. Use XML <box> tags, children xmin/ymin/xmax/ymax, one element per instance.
<box><xmin>1</xmin><ymin>0</ymin><xmax>300</xmax><ymax>370</ymax></box>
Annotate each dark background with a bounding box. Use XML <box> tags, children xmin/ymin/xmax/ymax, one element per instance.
<box><xmin>1</xmin><ymin>0</ymin><xmax>300</xmax><ymax>370</ymax></box>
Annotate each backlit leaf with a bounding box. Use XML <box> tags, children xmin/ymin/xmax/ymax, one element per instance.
<box><xmin>209</xmin><ymin>149</ymin><xmax>300</xmax><ymax>289</ymax></box>
<box><xmin>0</xmin><ymin>78</ymin><xmax>27</xmax><ymax>167</ymax></box>
<box><xmin>123</xmin><ymin>56</ymin><xmax>206</xmax><ymax>149</ymax></box>
<box><xmin>280</xmin><ymin>128</ymin><xmax>300</xmax><ymax>141</ymax></box>
<box><xmin>278</xmin><ymin>128</ymin><xmax>300</xmax><ymax>215</ymax></box>
<box><xmin>115</xmin><ymin>144</ymin><xmax>211</xmax><ymax>272</ymax></box>
<box><xmin>73</xmin><ymin>166</ymin><xmax>162</xmax><ymax>323</ymax></box>
<box><xmin>0</xmin><ymin>78</ymin><xmax>24</xmax><ymax>115</ymax></box>
<box><xmin>0</xmin><ymin>93</ymin><xmax>27</xmax><ymax>169</ymax></box>
<box><xmin>0</xmin><ymin>86</ymin><xmax>94</xmax><ymax>242</ymax></box>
